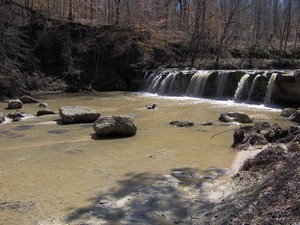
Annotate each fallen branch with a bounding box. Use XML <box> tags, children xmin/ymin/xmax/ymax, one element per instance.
<box><xmin>211</xmin><ymin>128</ymin><xmax>236</xmax><ymax>139</ymax></box>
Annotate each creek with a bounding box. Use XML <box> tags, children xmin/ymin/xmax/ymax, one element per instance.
<box><xmin>0</xmin><ymin>91</ymin><xmax>284</xmax><ymax>224</ymax></box>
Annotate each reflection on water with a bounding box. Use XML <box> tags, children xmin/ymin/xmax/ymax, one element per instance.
<box><xmin>0</xmin><ymin>92</ymin><xmax>283</xmax><ymax>225</ymax></box>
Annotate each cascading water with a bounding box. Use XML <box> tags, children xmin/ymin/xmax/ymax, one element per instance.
<box><xmin>157</xmin><ymin>72</ymin><xmax>176</xmax><ymax>95</ymax></box>
<box><xmin>248</xmin><ymin>74</ymin><xmax>261</xmax><ymax>101</ymax></box>
<box><xmin>216</xmin><ymin>71</ymin><xmax>230</xmax><ymax>98</ymax></box>
<box><xmin>186</xmin><ymin>71</ymin><xmax>211</xmax><ymax>97</ymax></box>
<box><xmin>233</xmin><ymin>74</ymin><xmax>250</xmax><ymax>101</ymax></box>
<box><xmin>264</xmin><ymin>73</ymin><xmax>278</xmax><ymax>105</ymax></box>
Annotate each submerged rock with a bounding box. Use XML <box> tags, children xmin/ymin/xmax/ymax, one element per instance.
<box><xmin>93</xmin><ymin>115</ymin><xmax>137</xmax><ymax>137</ymax></box>
<box><xmin>7</xmin><ymin>99</ymin><xmax>23</xmax><ymax>109</ymax></box>
<box><xmin>287</xmin><ymin>142</ymin><xmax>300</xmax><ymax>152</ymax></box>
<box><xmin>59</xmin><ymin>106</ymin><xmax>100</xmax><ymax>124</ymax></box>
<box><xmin>219</xmin><ymin>112</ymin><xmax>252</xmax><ymax>123</ymax></box>
<box><xmin>170</xmin><ymin>120</ymin><xmax>194</xmax><ymax>127</ymax></box>
<box><xmin>20</xmin><ymin>95</ymin><xmax>39</xmax><ymax>103</ymax></box>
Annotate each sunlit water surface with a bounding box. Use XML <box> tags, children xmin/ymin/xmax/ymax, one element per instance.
<box><xmin>0</xmin><ymin>92</ymin><xmax>284</xmax><ymax>224</ymax></box>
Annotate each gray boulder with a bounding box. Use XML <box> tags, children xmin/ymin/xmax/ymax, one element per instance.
<box><xmin>219</xmin><ymin>112</ymin><xmax>252</xmax><ymax>123</ymax></box>
<box><xmin>59</xmin><ymin>106</ymin><xmax>100</xmax><ymax>124</ymax></box>
<box><xmin>281</xmin><ymin>108</ymin><xmax>297</xmax><ymax>117</ymax></box>
<box><xmin>20</xmin><ymin>95</ymin><xmax>39</xmax><ymax>103</ymax></box>
<box><xmin>7</xmin><ymin>99</ymin><xmax>23</xmax><ymax>109</ymax></box>
<box><xmin>93</xmin><ymin>115</ymin><xmax>137</xmax><ymax>137</ymax></box>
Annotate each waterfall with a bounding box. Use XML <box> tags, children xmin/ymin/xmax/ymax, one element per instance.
<box><xmin>233</xmin><ymin>74</ymin><xmax>250</xmax><ymax>101</ymax></box>
<box><xmin>186</xmin><ymin>71</ymin><xmax>211</xmax><ymax>97</ymax></box>
<box><xmin>264</xmin><ymin>73</ymin><xmax>278</xmax><ymax>105</ymax></box>
<box><xmin>157</xmin><ymin>72</ymin><xmax>176</xmax><ymax>95</ymax></box>
<box><xmin>216</xmin><ymin>71</ymin><xmax>230</xmax><ymax>98</ymax></box>
<box><xmin>248</xmin><ymin>74</ymin><xmax>261</xmax><ymax>101</ymax></box>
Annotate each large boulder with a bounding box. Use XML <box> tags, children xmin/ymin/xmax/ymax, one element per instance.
<box><xmin>93</xmin><ymin>115</ymin><xmax>137</xmax><ymax>137</ymax></box>
<box><xmin>219</xmin><ymin>112</ymin><xmax>252</xmax><ymax>123</ymax></box>
<box><xmin>7</xmin><ymin>99</ymin><xmax>23</xmax><ymax>109</ymax></box>
<box><xmin>20</xmin><ymin>95</ymin><xmax>39</xmax><ymax>103</ymax></box>
<box><xmin>59</xmin><ymin>106</ymin><xmax>100</xmax><ymax>124</ymax></box>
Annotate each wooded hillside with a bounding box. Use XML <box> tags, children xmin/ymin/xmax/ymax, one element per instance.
<box><xmin>10</xmin><ymin>0</ymin><xmax>300</xmax><ymax>66</ymax></box>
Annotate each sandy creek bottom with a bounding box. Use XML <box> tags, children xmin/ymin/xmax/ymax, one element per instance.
<box><xmin>0</xmin><ymin>92</ymin><xmax>283</xmax><ymax>224</ymax></box>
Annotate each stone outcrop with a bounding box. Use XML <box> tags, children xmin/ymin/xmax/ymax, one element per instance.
<box><xmin>93</xmin><ymin>115</ymin><xmax>137</xmax><ymax>137</ymax></box>
<box><xmin>20</xmin><ymin>95</ymin><xmax>39</xmax><ymax>103</ymax></box>
<box><xmin>59</xmin><ymin>106</ymin><xmax>100</xmax><ymax>124</ymax></box>
<box><xmin>170</xmin><ymin>120</ymin><xmax>194</xmax><ymax>127</ymax></box>
<box><xmin>219</xmin><ymin>112</ymin><xmax>253</xmax><ymax>123</ymax></box>
<box><xmin>7</xmin><ymin>99</ymin><xmax>23</xmax><ymax>109</ymax></box>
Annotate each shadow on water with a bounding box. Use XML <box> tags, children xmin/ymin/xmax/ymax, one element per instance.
<box><xmin>90</xmin><ymin>133</ymin><xmax>135</xmax><ymax>141</ymax></box>
<box><xmin>64</xmin><ymin>167</ymin><xmax>230</xmax><ymax>224</ymax></box>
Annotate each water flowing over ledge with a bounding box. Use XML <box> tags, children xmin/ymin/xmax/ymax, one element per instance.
<box><xmin>144</xmin><ymin>69</ymin><xmax>300</xmax><ymax>107</ymax></box>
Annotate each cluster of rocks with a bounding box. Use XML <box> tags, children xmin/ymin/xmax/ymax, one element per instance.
<box><xmin>232</xmin><ymin>121</ymin><xmax>300</xmax><ymax>151</ymax></box>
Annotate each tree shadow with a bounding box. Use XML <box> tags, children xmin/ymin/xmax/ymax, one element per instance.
<box><xmin>64</xmin><ymin>167</ymin><xmax>229</xmax><ymax>224</ymax></box>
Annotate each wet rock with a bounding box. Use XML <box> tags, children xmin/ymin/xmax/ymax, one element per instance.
<box><xmin>233</xmin><ymin>129</ymin><xmax>245</xmax><ymax>146</ymax></box>
<box><xmin>219</xmin><ymin>112</ymin><xmax>252</xmax><ymax>123</ymax></box>
<box><xmin>36</xmin><ymin>109</ymin><xmax>55</xmax><ymax>116</ymax></box>
<box><xmin>289</xmin><ymin>110</ymin><xmax>300</xmax><ymax>123</ymax></box>
<box><xmin>170</xmin><ymin>120</ymin><xmax>194</xmax><ymax>127</ymax></box>
<box><xmin>93</xmin><ymin>115</ymin><xmax>137</xmax><ymax>137</ymax></box>
<box><xmin>263</xmin><ymin>124</ymin><xmax>289</xmax><ymax>142</ymax></box>
<box><xmin>254</xmin><ymin>121</ymin><xmax>272</xmax><ymax>130</ymax></box>
<box><xmin>201</xmin><ymin>121</ymin><xmax>213</xmax><ymax>126</ymax></box>
<box><xmin>247</xmin><ymin>133</ymin><xmax>269</xmax><ymax>146</ymax></box>
<box><xmin>7</xmin><ymin>99</ymin><xmax>23</xmax><ymax>109</ymax></box>
<box><xmin>20</xmin><ymin>95</ymin><xmax>39</xmax><ymax>104</ymax></box>
<box><xmin>146</xmin><ymin>104</ymin><xmax>156</xmax><ymax>110</ymax></box>
<box><xmin>12</xmin><ymin>117</ymin><xmax>21</xmax><ymax>122</ymax></box>
<box><xmin>280</xmin><ymin>108</ymin><xmax>297</xmax><ymax>117</ymax></box>
<box><xmin>0</xmin><ymin>113</ymin><xmax>5</xmax><ymax>123</ymax></box>
<box><xmin>219</xmin><ymin>113</ymin><xmax>235</xmax><ymax>122</ymax></box>
<box><xmin>287</xmin><ymin>142</ymin><xmax>300</xmax><ymax>152</ymax></box>
<box><xmin>39</xmin><ymin>103</ymin><xmax>48</xmax><ymax>108</ymax></box>
<box><xmin>59</xmin><ymin>106</ymin><xmax>100</xmax><ymax>124</ymax></box>
<box><xmin>7</xmin><ymin>112</ymin><xmax>24</xmax><ymax>119</ymax></box>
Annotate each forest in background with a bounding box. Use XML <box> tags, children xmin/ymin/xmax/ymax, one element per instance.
<box><xmin>10</xmin><ymin>0</ymin><xmax>300</xmax><ymax>66</ymax></box>
<box><xmin>0</xmin><ymin>0</ymin><xmax>300</xmax><ymax>97</ymax></box>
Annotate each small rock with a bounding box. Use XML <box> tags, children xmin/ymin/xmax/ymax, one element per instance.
<box><xmin>39</xmin><ymin>103</ymin><xmax>48</xmax><ymax>108</ymax></box>
<box><xmin>0</xmin><ymin>113</ymin><xmax>5</xmax><ymax>123</ymax></box>
<box><xmin>7</xmin><ymin>99</ymin><xmax>23</xmax><ymax>109</ymax></box>
<box><xmin>146</xmin><ymin>104</ymin><xmax>156</xmax><ymax>110</ymax></box>
<box><xmin>12</xmin><ymin>117</ymin><xmax>21</xmax><ymax>122</ymax></box>
<box><xmin>20</xmin><ymin>95</ymin><xmax>39</xmax><ymax>104</ymax></box>
<box><xmin>36</xmin><ymin>109</ymin><xmax>55</xmax><ymax>116</ymax></box>
<box><xmin>247</xmin><ymin>133</ymin><xmax>269</xmax><ymax>145</ymax></box>
<box><xmin>201</xmin><ymin>121</ymin><xmax>213</xmax><ymax>126</ymax></box>
<box><xmin>7</xmin><ymin>112</ymin><xmax>24</xmax><ymax>119</ymax></box>
<box><xmin>170</xmin><ymin>120</ymin><xmax>194</xmax><ymax>127</ymax></box>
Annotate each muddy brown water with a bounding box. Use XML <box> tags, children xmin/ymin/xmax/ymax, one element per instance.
<box><xmin>0</xmin><ymin>92</ymin><xmax>284</xmax><ymax>224</ymax></box>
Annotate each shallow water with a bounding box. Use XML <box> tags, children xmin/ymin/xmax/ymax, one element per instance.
<box><xmin>0</xmin><ymin>92</ymin><xmax>284</xmax><ymax>224</ymax></box>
